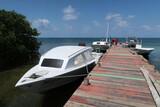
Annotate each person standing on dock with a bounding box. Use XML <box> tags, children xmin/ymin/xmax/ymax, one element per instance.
<box><xmin>111</xmin><ymin>38</ymin><xmax>118</xmax><ymax>45</ymax></box>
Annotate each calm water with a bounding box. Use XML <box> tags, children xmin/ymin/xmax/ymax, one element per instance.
<box><xmin>8</xmin><ymin>77</ymin><xmax>84</xmax><ymax>107</ymax></box>
<box><xmin>38</xmin><ymin>37</ymin><xmax>160</xmax><ymax>71</ymax></box>
<box><xmin>1</xmin><ymin>37</ymin><xmax>160</xmax><ymax>107</ymax></box>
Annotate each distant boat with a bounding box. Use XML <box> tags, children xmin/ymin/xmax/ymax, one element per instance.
<box><xmin>126</xmin><ymin>37</ymin><xmax>139</xmax><ymax>48</ymax></box>
<box><xmin>15</xmin><ymin>46</ymin><xmax>96</xmax><ymax>92</ymax></box>
<box><xmin>92</xmin><ymin>23</ymin><xmax>110</xmax><ymax>53</ymax></box>
<box><xmin>134</xmin><ymin>44</ymin><xmax>154</xmax><ymax>58</ymax></box>
<box><xmin>92</xmin><ymin>41</ymin><xmax>109</xmax><ymax>53</ymax></box>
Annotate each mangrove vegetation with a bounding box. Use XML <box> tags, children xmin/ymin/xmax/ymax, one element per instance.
<box><xmin>0</xmin><ymin>10</ymin><xmax>40</xmax><ymax>70</ymax></box>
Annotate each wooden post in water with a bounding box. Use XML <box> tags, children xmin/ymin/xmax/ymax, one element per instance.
<box><xmin>83</xmin><ymin>77</ymin><xmax>90</xmax><ymax>86</ymax></box>
<box><xmin>98</xmin><ymin>62</ymin><xmax>101</xmax><ymax>67</ymax></box>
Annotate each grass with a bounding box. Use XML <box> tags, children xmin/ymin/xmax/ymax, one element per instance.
<box><xmin>0</xmin><ymin>65</ymin><xmax>43</xmax><ymax>107</ymax></box>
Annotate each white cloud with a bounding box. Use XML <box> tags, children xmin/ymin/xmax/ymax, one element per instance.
<box><xmin>33</xmin><ymin>19</ymin><xmax>50</xmax><ymax>28</ymax></box>
<box><xmin>127</xmin><ymin>15</ymin><xmax>135</xmax><ymax>19</ymax></box>
<box><xmin>63</xmin><ymin>5</ymin><xmax>75</xmax><ymax>14</ymax></box>
<box><xmin>140</xmin><ymin>24</ymin><xmax>160</xmax><ymax>32</ymax></box>
<box><xmin>105</xmin><ymin>13</ymin><xmax>120</xmax><ymax>20</ymax></box>
<box><xmin>63</xmin><ymin>5</ymin><xmax>78</xmax><ymax>21</ymax></box>
<box><xmin>141</xmin><ymin>25</ymin><xmax>152</xmax><ymax>31</ymax></box>
<box><xmin>117</xmin><ymin>20</ymin><xmax>128</xmax><ymax>27</ymax></box>
<box><xmin>105</xmin><ymin>13</ymin><xmax>129</xmax><ymax>27</ymax></box>
<box><xmin>32</xmin><ymin>18</ymin><xmax>59</xmax><ymax>35</ymax></box>
<box><xmin>63</xmin><ymin>14</ymin><xmax>77</xmax><ymax>21</ymax></box>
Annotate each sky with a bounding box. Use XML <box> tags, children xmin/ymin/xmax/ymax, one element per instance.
<box><xmin>0</xmin><ymin>0</ymin><xmax>160</xmax><ymax>38</ymax></box>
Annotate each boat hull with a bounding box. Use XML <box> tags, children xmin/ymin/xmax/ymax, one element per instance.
<box><xmin>17</xmin><ymin>62</ymin><xmax>96</xmax><ymax>93</ymax></box>
<box><xmin>135</xmin><ymin>49</ymin><xmax>153</xmax><ymax>59</ymax></box>
<box><xmin>128</xmin><ymin>42</ymin><xmax>136</xmax><ymax>48</ymax></box>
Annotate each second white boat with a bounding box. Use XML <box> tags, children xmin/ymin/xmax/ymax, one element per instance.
<box><xmin>134</xmin><ymin>44</ymin><xmax>154</xmax><ymax>58</ymax></box>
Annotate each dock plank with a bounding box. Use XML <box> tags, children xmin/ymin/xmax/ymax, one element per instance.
<box><xmin>65</xmin><ymin>46</ymin><xmax>157</xmax><ymax>107</ymax></box>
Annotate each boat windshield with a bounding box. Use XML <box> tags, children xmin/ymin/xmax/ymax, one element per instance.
<box><xmin>84</xmin><ymin>51</ymin><xmax>94</xmax><ymax>61</ymax></box>
<box><xmin>66</xmin><ymin>54</ymin><xmax>85</xmax><ymax>69</ymax></box>
<box><xmin>41</xmin><ymin>58</ymin><xmax>63</xmax><ymax>68</ymax></box>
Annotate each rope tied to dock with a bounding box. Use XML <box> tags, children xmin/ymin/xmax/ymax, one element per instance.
<box><xmin>44</xmin><ymin>66</ymin><xmax>91</xmax><ymax>79</ymax></box>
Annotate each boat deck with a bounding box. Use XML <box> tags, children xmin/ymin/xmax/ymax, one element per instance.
<box><xmin>65</xmin><ymin>46</ymin><xmax>160</xmax><ymax>107</ymax></box>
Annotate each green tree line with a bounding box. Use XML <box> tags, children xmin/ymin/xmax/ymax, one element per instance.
<box><xmin>0</xmin><ymin>10</ymin><xmax>40</xmax><ymax>70</ymax></box>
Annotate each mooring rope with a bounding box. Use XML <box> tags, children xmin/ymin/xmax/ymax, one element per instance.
<box><xmin>47</xmin><ymin>73</ymin><xmax>89</xmax><ymax>79</ymax></box>
<box><xmin>50</xmin><ymin>66</ymin><xmax>90</xmax><ymax>79</ymax></box>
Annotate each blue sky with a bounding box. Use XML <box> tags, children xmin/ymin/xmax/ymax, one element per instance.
<box><xmin>1</xmin><ymin>0</ymin><xmax>160</xmax><ymax>37</ymax></box>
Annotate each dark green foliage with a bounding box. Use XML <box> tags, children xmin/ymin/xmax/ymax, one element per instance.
<box><xmin>0</xmin><ymin>10</ymin><xmax>40</xmax><ymax>70</ymax></box>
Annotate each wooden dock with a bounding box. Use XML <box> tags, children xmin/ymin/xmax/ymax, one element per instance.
<box><xmin>65</xmin><ymin>46</ymin><xmax>160</xmax><ymax>107</ymax></box>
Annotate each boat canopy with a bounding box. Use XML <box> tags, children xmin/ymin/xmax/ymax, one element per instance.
<box><xmin>92</xmin><ymin>41</ymin><xmax>107</xmax><ymax>45</ymax></box>
<box><xmin>66</xmin><ymin>50</ymin><xmax>93</xmax><ymax>69</ymax></box>
<box><xmin>41</xmin><ymin>46</ymin><xmax>91</xmax><ymax>59</ymax></box>
<box><xmin>39</xmin><ymin>46</ymin><xmax>93</xmax><ymax>69</ymax></box>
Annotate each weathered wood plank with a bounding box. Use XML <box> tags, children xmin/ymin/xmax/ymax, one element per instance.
<box><xmin>65</xmin><ymin>46</ymin><xmax>157</xmax><ymax>107</ymax></box>
<box><xmin>141</xmin><ymin>67</ymin><xmax>160</xmax><ymax>107</ymax></box>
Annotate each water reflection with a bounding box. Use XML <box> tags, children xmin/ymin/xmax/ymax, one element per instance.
<box><xmin>9</xmin><ymin>77</ymin><xmax>84</xmax><ymax>107</ymax></box>
<box><xmin>149</xmin><ymin>50</ymin><xmax>160</xmax><ymax>71</ymax></box>
<box><xmin>42</xmin><ymin>77</ymin><xmax>84</xmax><ymax>107</ymax></box>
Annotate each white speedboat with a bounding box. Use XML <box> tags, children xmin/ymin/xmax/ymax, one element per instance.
<box><xmin>92</xmin><ymin>41</ymin><xmax>109</xmax><ymax>53</ymax></box>
<box><xmin>91</xmin><ymin>52</ymin><xmax>103</xmax><ymax>64</ymax></box>
<box><xmin>15</xmin><ymin>46</ymin><xmax>96</xmax><ymax>92</ymax></box>
<box><xmin>92</xmin><ymin>23</ymin><xmax>110</xmax><ymax>53</ymax></box>
<box><xmin>127</xmin><ymin>37</ymin><xmax>138</xmax><ymax>48</ymax></box>
<box><xmin>135</xmin><ymin>44</ymin><xmax>154</xmax><ymax>57</ymax></box>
